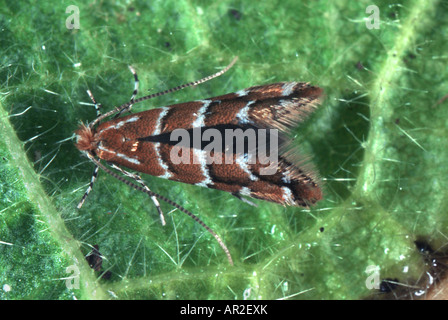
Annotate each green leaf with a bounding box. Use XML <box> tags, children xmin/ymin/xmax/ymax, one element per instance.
<box><xmin>1</xmin><ymin>0</ymin><xmax>447</xmax><ymax>299</ymax></box>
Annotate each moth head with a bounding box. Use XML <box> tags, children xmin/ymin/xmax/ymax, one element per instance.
<box><xmin>75</xmin><ymin>124</ymin><xmax>96</xmax><ymax>152</ymax></box>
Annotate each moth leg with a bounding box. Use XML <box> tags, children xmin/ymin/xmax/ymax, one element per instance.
<box><xmin>232</xmin><ymin>192</ymin><xmax>258</xmax><ymax>207</ymax></box>
<box><xmin>109</xmin><ymin>164</ymin><xmax>166</xmax><ymax>226</ymax></box>
<box><xmin>115</xmin><ymin>65</ymin><xmax>139</xmax><ymax>118</ymax></box>
<box><xmin>88</xmin><ymin>155</ymin><xmax>233</xmax><ymax>265</ymax></box>
<box><xmin>77</xmin><ymin>91</ymin><xmax>104</xmax><ymax>209</ymax></box>
<box><xmin>86</xmin><ymin>89</ymin><xmax>102</xmax><ymax>117</ymax></box>
<box><xmin>77</xmin><ymin>165</ymin><xmax>99</xmax><ymax>209</ymax></box>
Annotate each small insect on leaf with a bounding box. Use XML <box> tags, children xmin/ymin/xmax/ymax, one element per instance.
<box><xmin>75</xmin><ymin>57</ymin><xmax>323</xmax><ymax>266</ymax></box>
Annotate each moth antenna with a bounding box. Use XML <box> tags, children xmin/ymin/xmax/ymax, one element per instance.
<box><xmin>85</xmin><ymin>152</ymin><xmax>234</xmax><ymax>266</ymax></box>
<box><xmin>88</xmin><ymin>57</ymin><xmax>238</xmax><ymax>129</ymax></box>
